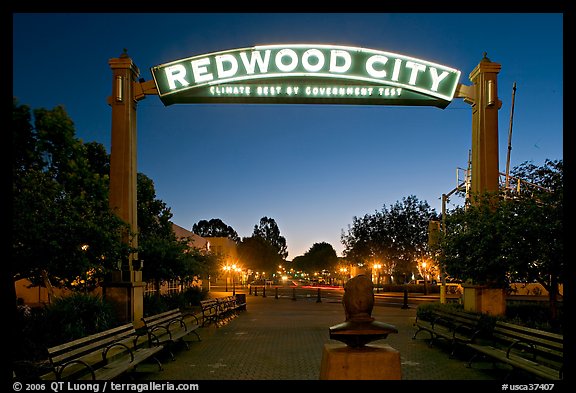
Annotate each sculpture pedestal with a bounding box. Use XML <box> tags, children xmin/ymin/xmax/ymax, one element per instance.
<box><xmin>319</xmin><ymin>342</ymin><xmax>401</xmax><ymax>380</ymax></box>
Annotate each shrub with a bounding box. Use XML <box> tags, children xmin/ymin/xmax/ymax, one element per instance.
<box><xmin>13</xmin><ymin>292</ymin><xmax>117</xmax><ymax>375</ymax></box>
<box><xmin>143</xmin><ymin>287</ymin><xmax>210</xmax><ymax>316</ymax></box>
<box><xmin>182</xmin><ymin>286</ymin><xmax>209</xmax><ymax>307</ymax></box>
<box><xmin>415</xmin><ymin>301</ymin><xmax>562</xmax><ymax>334</ymax></box>
<box><xmin>382</xmin><ymin>283</ymin><xmax>441</xmax><ymax>293</ymax></box>
<box><xmin>415</xmin><ymin>302</ymin><xmax>463</xmax><ymax>321</ymax></box>
<box><xmin>43</xmin><ymin>293</ymin><xmax>117</xmax><ymax>345</ymax></box>
<box><xmin>505</xmin><ymin>301</ymin><xmax>563</xmax><ymax>333</ymax></box>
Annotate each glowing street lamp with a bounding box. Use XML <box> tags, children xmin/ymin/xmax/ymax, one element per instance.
<box><xmin>223</xmin><ymin>265</ymin><xmax>231</xmax><ymax>292</ymax></box>
<box><xmin>339</xmin><ymin>267</ymin><xmax>348</xmax><ymax>287</ymax></box>
<box><xmin>418</xmin><ymin>258</ymin><xmax>435</xmax><ymax>295</ymax></box>
<box><xmin>373</xmin><ymin>263</ymin><xmax>382</xmax><ymax>293</ymax></box>
<box><xmin>232</xmin><ymin>264</ymin><xmax>241</xmax><ymax>296</ymax></box>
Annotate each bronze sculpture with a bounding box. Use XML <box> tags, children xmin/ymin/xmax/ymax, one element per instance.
<box><xmin>329</xmin><ymin>274</ymin><xmax>398</xmax><ymax>348</ymax></box>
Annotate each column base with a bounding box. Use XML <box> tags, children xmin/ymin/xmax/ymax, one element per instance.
<box><xmin>103</xmin><ymin>271</ymin><xmax>144</xmax><ymax>326</ymax></box>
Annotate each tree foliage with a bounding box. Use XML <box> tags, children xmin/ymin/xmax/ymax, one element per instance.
<box><xmin>235</xmin><ymin>216</ymin><xmax>288</xmax><ymax>274</ymax></box>
<box><xmin>12</xmin><ymin>100</ymin><xmax>210</xmax><ymax>292</ymax></box>
<box><xmin>341</xmin><ymin>195</ymin><xmax>438</xmax><ymax>280</ymax></box>
<box><xmin>440</xmin><ymin>159</ymin><xmax>563</xmax><ymax>293</ymax></box>
<box><xmin>12</xmin><ymin>100</ymin><xmax>130</xmax><ymax>289</ymax></box>
<box><xmin>237</xmin><ymin>235</ymin><xmax>283</xmax><ymax>274</ymax></box>
<box><xmin>138</xmin><ymin>173</ymin><xmax>214</xmax><ymax>288</ymax></box>
<box><xmin>252</xmin><ymin>216</ymin><xmax>288</xmax><ymax>260</ymax></box>
<box><xmin>192</xmin><ymin>218</ymin><xmax>240</xmax><ymax>242</ymax></box>
<box><xmin>292</xmin><ymin>242</ymin><xmax>338</xmax><ymax>273</ymax></box>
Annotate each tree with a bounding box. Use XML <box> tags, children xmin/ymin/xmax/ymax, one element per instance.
<box><xmin>192</xmin><ymin>218</ymin><xmax>240</xmax><ymax>242</ymax></box>
<box><xmin>440</xmin><ymin>194</ymin><xmax>510</xmax><ymax>288</ymax></box>
<box><xmin>237</xmin><ymin>236</ymin><xmax>283</xmax><ymax>274</ymax></box>
<box><xmin>292</xmin><ymin>242</ymin><xmax>338</xmax><ymax>274</ymax></box>
<box><xmin>12</xmin><ymin>100</ymin><xmax>130</xmax><ymax>290</ymax></box>
<box><xmin>439</xmin><ymin>159</ymin><xmax>563</xmax><ymax>326</ymax></box>
<box><xmin>252</xmin><ymin>216</ymin><xmax>288</xmax><ymax>260</ymax></box>
<box><xmin>137</xmin><ymin>173</ymin><xmax>191</xmax><ymax>293</ymax></box>
<box><xmin>179</xmin><ymin>247</ymin><xmax>218</xmax><ymax>285</ymax></box>
<box><xmin>341</xmin><ymin>195</ymin><xmax>438</xmax><ymax>282</ymax></box>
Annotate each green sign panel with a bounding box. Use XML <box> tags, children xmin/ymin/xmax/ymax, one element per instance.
<box><xmin>151</xmin><ymin>44</ymin><xmax>461</xmax><ymax>108</ymax></box>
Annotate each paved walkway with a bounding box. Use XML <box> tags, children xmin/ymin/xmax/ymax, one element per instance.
<box><xmin>129</xmin><ymin>289</ymin><xmax>522</xmax><ymax>383</ymax></box>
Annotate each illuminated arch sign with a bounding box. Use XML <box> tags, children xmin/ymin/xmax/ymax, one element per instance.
<box><xmin>151</xmin><ymin>44</ymin><xmax>461</xmax><ymax>108</ymax></box>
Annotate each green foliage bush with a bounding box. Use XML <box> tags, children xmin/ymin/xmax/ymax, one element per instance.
<box><xmin>382</xmin><ymin>284</ymin><xmax>440</xmax><ymax>293</ymax></box>
<box><xmin>415</xmin><ymin>302</ymin><xmax>463</xmax><ymax>321</ymax></box>
<box><xmin>415</xmin><ymin>301</ymin><xmax>563</xmax><ymax>334</ymax></box>
<box><xmin>143</xmin><ymin>286</ymin><xmax>209</xmax><ymax>316</ymax></box>
<box><xmin>15</xmin><ymin>287</ymin><xmax>212</xmax><ymax>374</ymax></box>
<box><xmin>14</xmin><ymin>292</ymin><xmax>117</xmax><ymax>373</ymax></box>
<box><xmin>47</xmin><ymin>293</ymin><xmax>117</xmax><ymax>340</ymax></box>
<box><xmin>505</xmin><ymin>301</ymin><xmax>563</xmax><ymax>333</ymax></box>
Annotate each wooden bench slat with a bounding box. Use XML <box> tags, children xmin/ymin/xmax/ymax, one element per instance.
<box><xmin>141</xmin><ymin>308</ymin><xmax>201</xmax><ymax>360</ymax></box>
<box><xmin>413</xmin><ymin>308</ymin><xmax>486</xmax><ymax>357</ymax></box>
<box><xmin>200</xmin><ymin>295</ymin><xmax>246</xmax><ymax>327</ymax></box>
<box><xmin>466</xmin><ymin>320</ymin><xmax>563</xmax><ymax>380</ymax></box>
<box><xmin>42</xmin><ymin>323</ymin><xmax>163</xmax><ymax>380</ymax></box>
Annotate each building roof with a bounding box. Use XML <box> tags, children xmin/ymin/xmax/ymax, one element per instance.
<box><xmin>171</xmin><ymin>222</ymin><xmax>209</xmax><ymax>250</ymax></box>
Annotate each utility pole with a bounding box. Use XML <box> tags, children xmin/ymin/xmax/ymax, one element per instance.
<box><xmin>505</xmin><ymin>82</ymin><xmax>517</xmax><ymax>193</ymax></box>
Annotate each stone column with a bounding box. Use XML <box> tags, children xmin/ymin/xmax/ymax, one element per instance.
<box><xmin>105</xmin><ymin>50</ymin><xmax>143</xmax><ymax>324</ymax></box>
<box><xmin>469</xmin><ymin>53</ymin><xmax>502</xmax><ymax>199</ymax></box>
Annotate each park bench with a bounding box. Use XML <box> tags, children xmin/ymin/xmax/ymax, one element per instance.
<box><xmin>41</xmin><ymin>323</ymin><xmax>163</xmax><ymax>380</ymax></box>
<box><xmin>141</xmin><ymin>308</ymin><xmax>201</xmax><ymax>360</ymax></box>
<box><xmin>413</xmin><ymin>308</ymin><xmax>487</xmax><ymax>358</ymax></box>
<box><xmin>217</xmin><ymin>296</ymin><xmax>236</xmax><ymax>322</ymax></box>
<box><xmin>466</xmin><ymin>320</ymin><xmax>563</xmax><ymax>380</ymax></box>
<box><xmin>200</xmin><ymin>295</ymin><xmax>247</xmax><ymax>327</ymax></box>
<box><xmin>219</xmin><ymin>295</ymin><xmax>247</xmax><ymax>319</ymax></box>
<box><xmin>200</xmin><ymin>298</ymin><xmax>221</xmax><ymax>326</ymax></box>
<box><xmin>234</xmin><ymin>293</ymin><xmax>247</xmax><ymax>311</ymax></box>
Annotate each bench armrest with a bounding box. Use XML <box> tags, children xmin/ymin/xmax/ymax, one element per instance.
<box><xmin>150</xmin><ymin>325</ymin><xmax>172</xmax><ymax>341</ymax></box>
<box><xmin>182</xmin><ymin>312</ymin><xmax>200</xmax><ymax>325</ymax></box>
<box><xmin>134</xmin><ymin>331</ymin><xmax>152</xmax><ymax>348</ymax></box>
<box><xmin>506</xmin><ymin>339</ymin><xmax>537</xmax><ymax>360</ymax></box>
<box><xmin>102</xmin><ymin>342</ymin><xmax>134</xmax><ymax>363</ymax></box>
<box><xmin>167</xmin><ymin>317</ymin><xmax>187</xmax><ymax>331</ymax></box>
<box><xmin>431</xmin><ymin>316</ymin><xmax>451</xmax><ymax>330</ymax></box>
<box><xmin>57</xmin><ymin>359</ymin><xmax>96</xmax><ymax>381</ymax></box>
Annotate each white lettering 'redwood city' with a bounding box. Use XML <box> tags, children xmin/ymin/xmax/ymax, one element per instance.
<box><xmin>153</xmin><ymin>44</ymin><xmax>461</xmax><ymax>102</ymax></box>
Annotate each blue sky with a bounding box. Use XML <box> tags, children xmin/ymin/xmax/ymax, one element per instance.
<box><xmin>12</xmin><ymin>13</ymin><xmax>564</xmax><ymax>259</ymax></box>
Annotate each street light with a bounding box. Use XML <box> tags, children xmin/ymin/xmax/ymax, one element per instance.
<box><xmin>373</xmin><ymin>263</ymin><xmax>382</xmax><ymax>293</ymax></box>
<box><xmin>223</xmin><ymin>265</ymin><xmax>231</xmax><ymax>292</ymax></box>
<box><xmin>339</xmin><ymin>267</ymin><xmax>348</xmax><ymax>287</ymax></box>
<box><xmin>420</xmin><ymin>259</ymin><xmax>429</xmax><ymax>295</ymax></box>
<box><xmin>232</xmin><ymin>264</ymin><xmax>241</xmax><ymax>296</ymax></box>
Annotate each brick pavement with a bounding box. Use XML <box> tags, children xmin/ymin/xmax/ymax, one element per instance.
<box><xmin>130</xmin><ymin>288</ymin><xmax>520</xmax><ymax>382</ymax></box>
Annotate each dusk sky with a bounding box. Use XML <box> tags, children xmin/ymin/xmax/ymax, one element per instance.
<box><xmin>12</xmin><ymin>13</ymin><xmax>564</xmax><ymax>260</ymax></box>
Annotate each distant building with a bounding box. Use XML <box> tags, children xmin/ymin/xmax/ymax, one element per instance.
<box><xmin>201</xmin><ymin>237</ymin><xmax>241</xmax><ymax>286</ymax></box>
<box><xmin>171</xmin><ymin>222</ymin><xmax>209</xmax><ymax>253</ymax></box>
<box><xmin>203</xmin><ymin>236</ymin><xmax>238</xmax><ymax>262</ymax></box>
<box><xmin>144</xmin><ymin>223</ymin><xmax>210</xmax><ymax>295</ymax></box>
<box><xmin>16</xmin><ymin>223</ymin><xmax>212</xmax><ymax>305</ymax></box>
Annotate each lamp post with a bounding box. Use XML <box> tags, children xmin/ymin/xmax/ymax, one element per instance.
<box><xmin>339</xmin><ymin>267</ymin><xmax>348</xmax><ymax>287</ymax></box>
<box><xmin>373</xmin><ymin>263</ymin><xmax>382</xmax><ymax>293</ymax></box>
<box><xmin>421</xmin><ymin>260</ymin><xmax>428</xmax><ymax>295</ymax></box>
<box><xmin>232</xmin><ymin>264</ymin><xmax>236</xmax><ymax>295</ymax></box>
<box><xmin>223</xmin><ymin>265</ymin><xmax>231</xmax><ymax>292</ymax></box>
<box><xmin>232</xmin><ymin>264</ymin><xmax>241</xmax><ymax>296</ymax></box>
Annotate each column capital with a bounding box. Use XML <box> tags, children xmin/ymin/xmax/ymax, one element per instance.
<box><xmin>469</xmin><ymin>55</ymin><xmax>501</xmax><ymax>81</ymax></box>
<box><xmin>108</xmin><ymin>55</ymin><xmax>140</xmax><ymax>76</ymax></box>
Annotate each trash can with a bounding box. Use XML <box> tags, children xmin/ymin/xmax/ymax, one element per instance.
<box><xmin>235</xmin><ymin>293</ymin><xmax>247</xmax><ymax>311</ymax></box>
